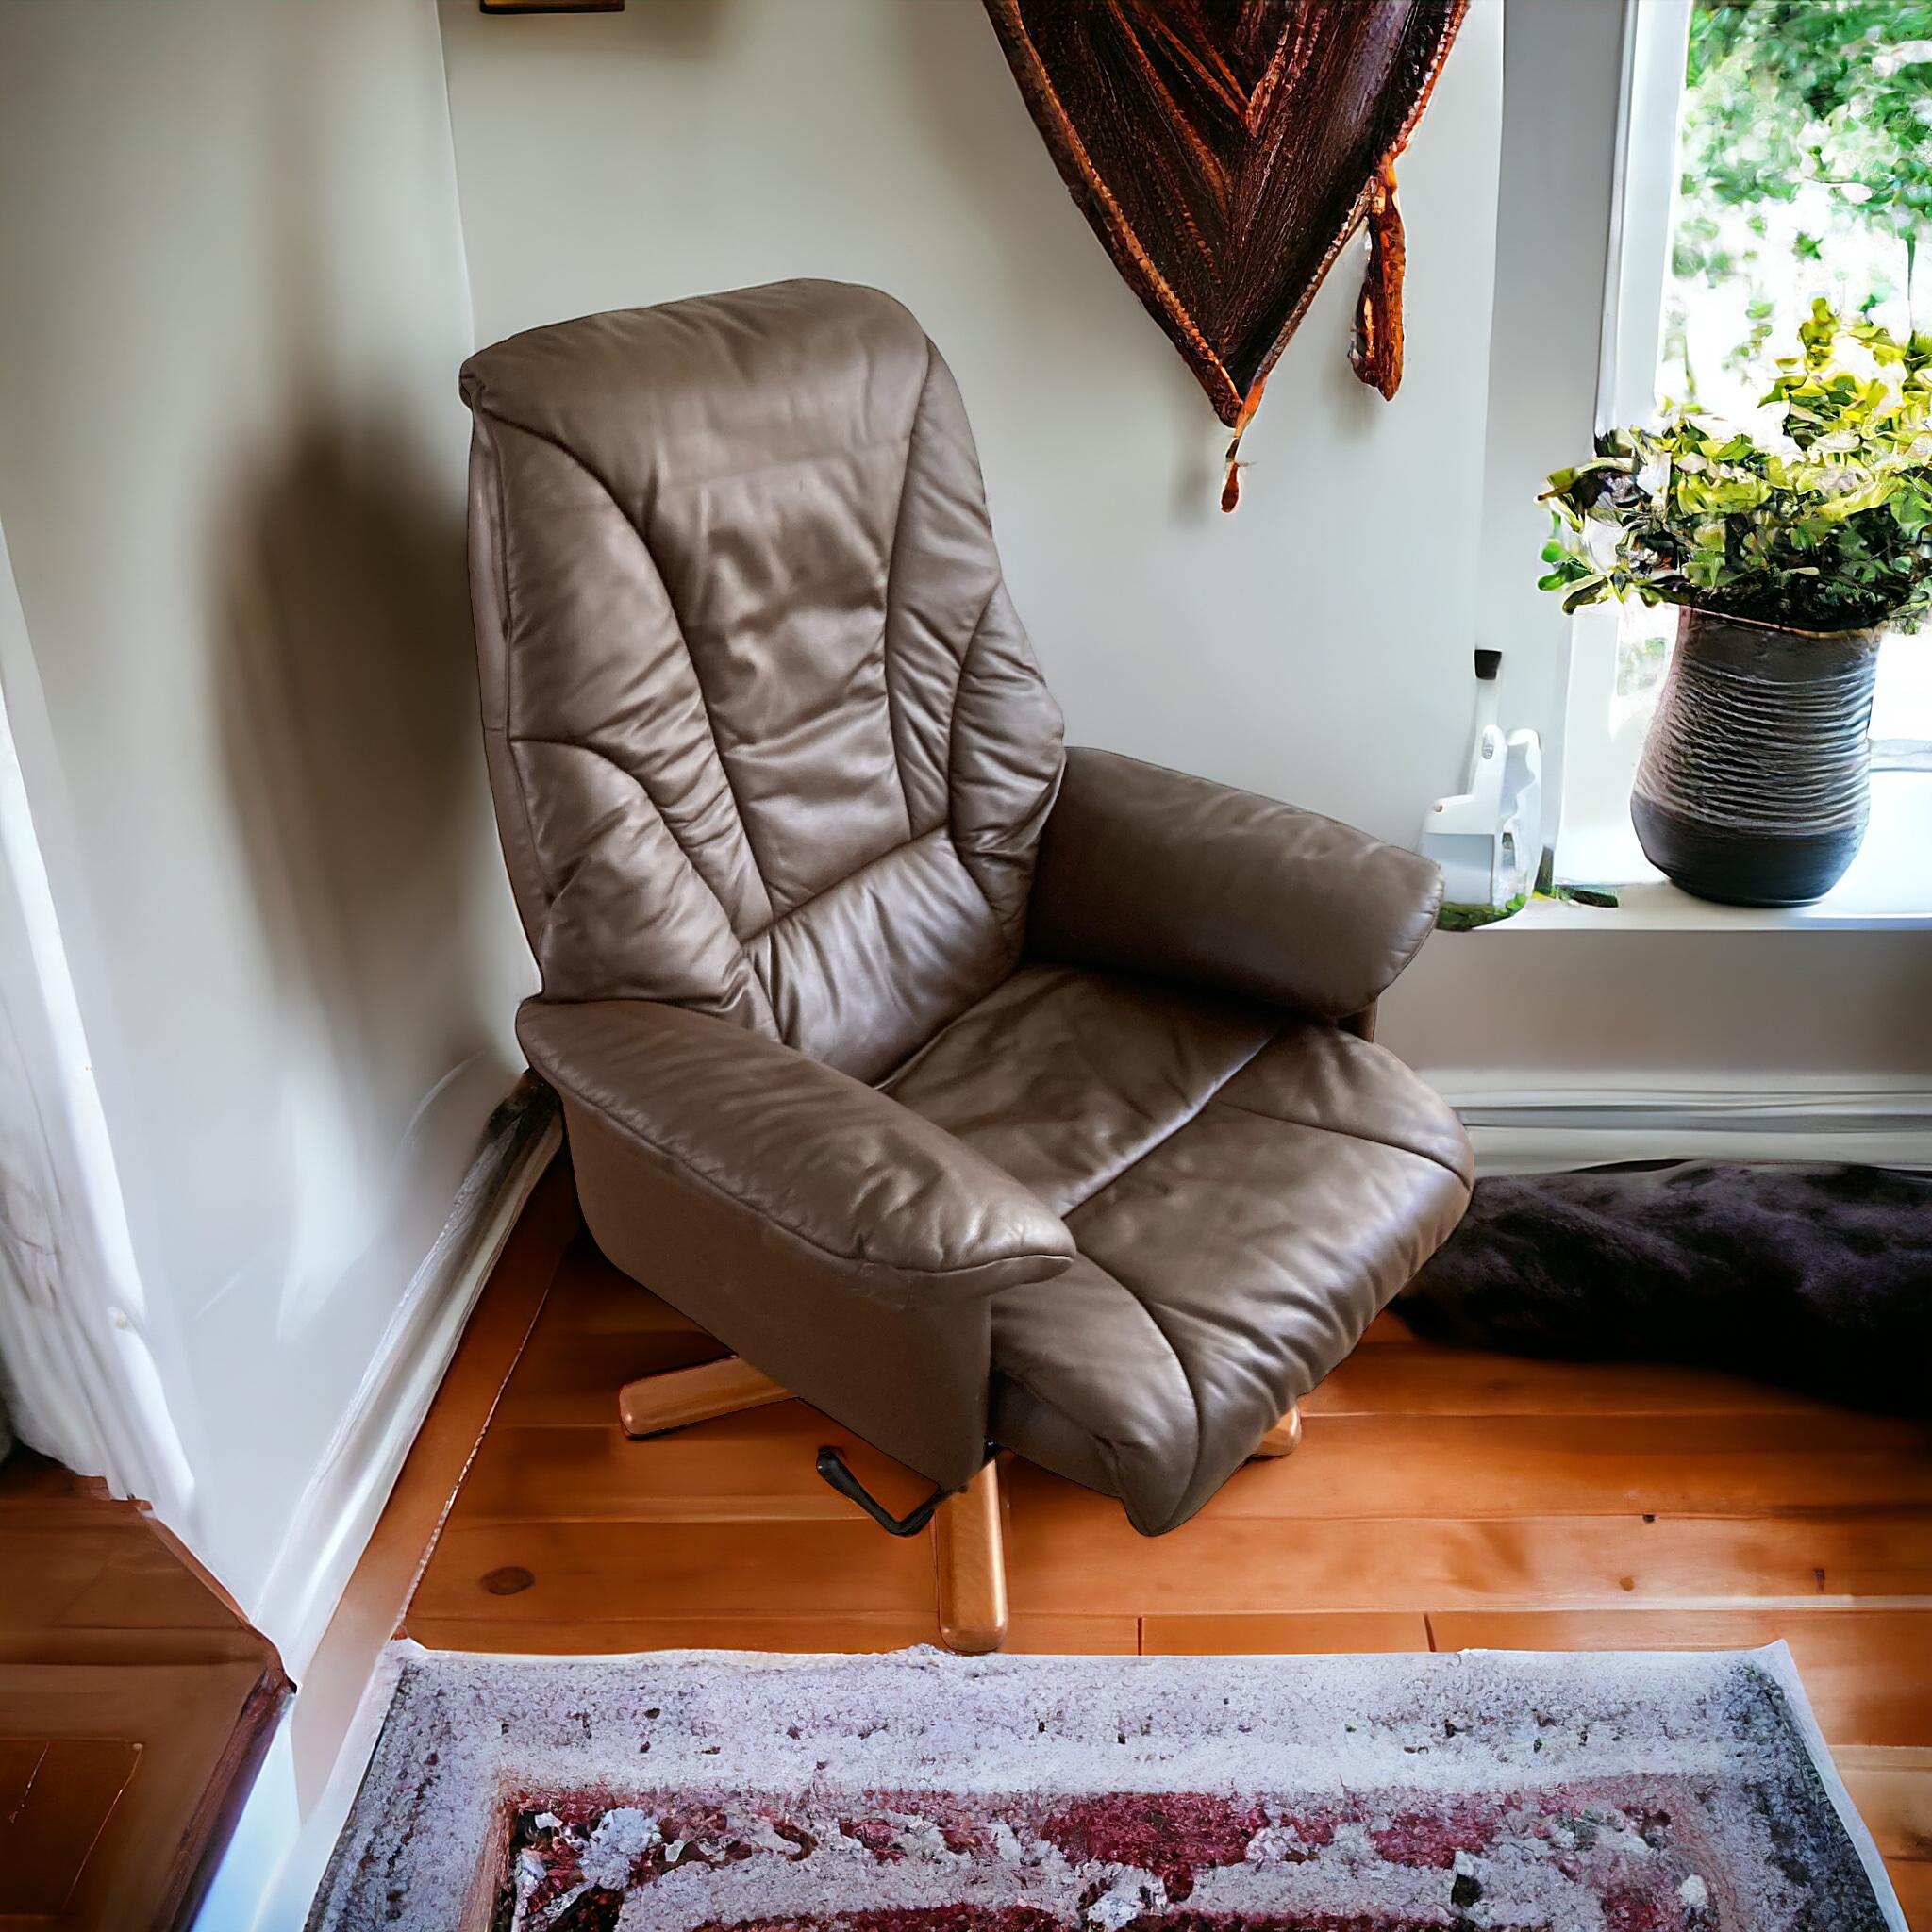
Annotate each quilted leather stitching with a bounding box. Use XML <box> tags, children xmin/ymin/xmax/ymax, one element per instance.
<box><xmin>1213</xmin><ymin>1091</ymin><xmax>1473</xmax><ymax>1182</ymax></box>
<box><xmin>476</xmin><ymin>308</ymin><xmax>1054</xmax><ymax>1074</ymax></box>
<box><xmin>481</xmin><ymin>408</ymin><xmax>776</xmax><ymax>936</ymax></box>
<box><xmin>478</xmin><ymin>412</ymin><xmax>552</xmax><ymax>935</ymax></box>
<box><xmin>507</xmin><ymin>735</ymin><xmax>781</xmax><ymax>1032</ymax></box>
<box><xmin>1057</xmin><ymin>1027</ymin><xmax>1279</xmax><ymax>1219</ymax></box>
<box><xmin>1043</xmin><ymin>1250</ymin><xmax>1205</xmax><ymax>1526</ymax></box>
<box><xmin>478</xmin><ymin>308</ymin><xmax>1058</xmax><ymax>1081</ymax></box>
<box><xmin>877</xmin><ymin>341</ymin><xmax>935</xmax><ymax>841</ymax></box>
<box><xmin>989</xmin><ymin>1360</ymin><xmax>1141</xmax><ymax>1509</ymax></box>
<box><xmin>1062</xmin><ymin>1041</ymin><xmax>1470</xmax><ymax>1529</ymax></box>
<box><xmin>1040</xmin><ymin>1023</ymin><xmax>1398</xmax><ymax>1522</ymax></box>
<box><xmin>1039</xmin><ymin>1034</ymin><xmax>1288</xmax><ymax>1506</ymax></box>
<box><xmin>939</xmin><ymin>586</ymin><xmax>1005</xmax><ymax>920</ymax></box>
<box><xmin>551</xmin><ymin>1083</ymin><xmax>1024</xmax><ymax>1301</ymax></box>
<box><xmin>742</xmin><ymin>824</ymin><xmax>955</xmax><ymax>950</ymax></box>
<box><xmin>644</xmin><ymin>518</ymin><xmax>788</xmax><ymax>927</ymax></box>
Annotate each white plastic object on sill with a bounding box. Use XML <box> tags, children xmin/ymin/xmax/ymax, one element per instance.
<box><xmin>1422</xmin><ymin>724</ymin><xmax>1542</xmax><ymax>907</ymax></box>
<box><xmin>1421</xmin><ymin>650</ymin><xmax>1543</xmax><ymax>909</ymax></box>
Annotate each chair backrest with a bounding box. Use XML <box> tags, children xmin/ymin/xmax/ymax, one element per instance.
<box><xmin>461</xmin><ymin>281</ymin><xmax>1065</xmax><ymax>1083</ymax></box>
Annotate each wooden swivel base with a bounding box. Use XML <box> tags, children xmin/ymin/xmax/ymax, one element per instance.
<box><xmin>1253</xmin><ymin>1405</ymin><xmax>1304</xmax><ymax>1457</ymax></box>
<box><xmin>617</xmin><ymin>1357</ymin><xmax>1299</xmax><ymax>1656</ymax></box>
<box><xmin>616</xmin><ymin>1354</ymin><xmax>791</xmax><ymax>1437</ymax></box>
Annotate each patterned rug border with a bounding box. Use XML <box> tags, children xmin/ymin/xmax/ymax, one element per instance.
<box><xmin>308</xmin><ymin>1639</ymin><xmax>1907</xmax><ymax>1932</ymax></box>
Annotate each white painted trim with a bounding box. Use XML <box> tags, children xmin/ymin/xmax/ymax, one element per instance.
<box><xmin>1474</xmin><ymin>0</ymin><xmax>1627</xmax><ymax>831</ymax></box>
<box><xmin>1470</xmin><ymin>1125</ymin><xmax>1932</xmax><ymax>1176</ymax></box>
<box><xmin>1552</xmin><ymin>0</ymin><xmax>1693</xmax><ymax>884</ymax></box>
<box><xmin>248</xmin><ymin>1090</ymin><xmax>559</xmax><ymax>1677</ymax></box>
<box><xmin>196</xmin><ymin>1643</ymin><xmax>416</xmax><ymax>1932</ymax></box>
<box><xmin>1438</xmin><ymin>1074</ymin><xmax>1932</xmax><ymax>1113</ymax></box>
<box><xmin>1596</xmin><ymin>0</ymin><xmax>1692</xmax><ymax>429</ymax></box>
<box><xmin>1442</xmin><ymin>1077</ymin><xmax>1932</xmax><ymax>1175</ymax></box>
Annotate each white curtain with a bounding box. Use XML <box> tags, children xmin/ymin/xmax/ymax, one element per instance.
<box><xmin>0</xmin><ymin>520</ymin><xmax>198</xmax><ymax>1520</ymax></box>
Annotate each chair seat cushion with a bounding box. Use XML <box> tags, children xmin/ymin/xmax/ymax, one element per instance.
<box><xmin>882</xmin><ymin>964</ymin><xmax>1473</xmax><ymax>1531</ymax></box>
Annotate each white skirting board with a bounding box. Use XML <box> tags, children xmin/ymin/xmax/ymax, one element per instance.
<box><xmin>246</xmin><ymin>1078</ymin><xmax>560</xmax><ymax>1679</ymax></box>
<box><xmin>195</xmin><ymin>1079</ymin><xmax>561</xmax><ymax>1932</ymax></box>
<box><xmin>1441</xmin><ymin>1079</ymin><xmax>1932</xmax><ymax>1176</ymax></box>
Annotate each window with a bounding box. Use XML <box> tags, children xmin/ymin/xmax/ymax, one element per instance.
<box><xmin>1557</xmin><ymin>0</ymin><xmax>1932</xmax><ymax>910</ymax></box>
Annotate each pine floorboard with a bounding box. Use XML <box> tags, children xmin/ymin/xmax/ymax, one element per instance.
<box><xmin>403</xmin><ymin>1214</ymin><xmax>1932</xmax><ymax>1921</ymax></box>
<box><xmin>0</xmin><ymin>1454</ymin><xmax>289</xmax><ymax>1929</ymax></box>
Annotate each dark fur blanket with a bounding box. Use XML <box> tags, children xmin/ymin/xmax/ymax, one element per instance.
<box><xmin>1402</xmin><ymin>1160</ymin><xmax>1932</xmax><ymax>1417</ymax></box>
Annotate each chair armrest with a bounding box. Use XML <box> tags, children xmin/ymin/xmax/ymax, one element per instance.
<box><xmin>1027</xmin><ymin>748</ymin><xmax>1444</xmax><ymax>1020</ymax></box>
<box><xmin>517</xmin><ymin>997</ymin><xmax>1076</xmax><ymax>1310</ymax></box>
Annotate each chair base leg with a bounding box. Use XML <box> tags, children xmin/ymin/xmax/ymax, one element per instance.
<box><xmin>617</xmin><ymin>1354</ymin><xmax>791</xmax><ymax>1439</ymax></box>
<box><xmin>618</xmin><ymin>1356</ymin><xmax>1010</xmax><ymax>1655</ymax></box>
<box><xmin>1251</xmin><ymin>1400</ymin><xmax>1304</xmax><ymax>1458</ymax></box>
<box><xmin>933</xmin><ymin>1459</ymin><xmax>1008</xmax><ymax>1656</ymax></box>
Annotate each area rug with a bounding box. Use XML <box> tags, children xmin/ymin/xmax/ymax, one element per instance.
<box><xmin>306</xmin><ymin>1641</ymin><xmax>1903</xmax><ymax>1932</ymax></box>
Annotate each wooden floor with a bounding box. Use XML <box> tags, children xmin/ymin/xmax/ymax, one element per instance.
<box><xmin>406</xmin><ymin>1205</ymin><xmax>1932</xmax><ymax>1923</ymax></box>
<box><xmin>0</xmin><ymin>1451</ymin><xmax>288</xmax><ymax>1931</ymax></box>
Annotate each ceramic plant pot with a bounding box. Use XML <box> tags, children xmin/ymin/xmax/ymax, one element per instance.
<box><xmin>1630</xmin><ymin>608</ymin><xmax>1882</xmax><ymax>908</ymax></box>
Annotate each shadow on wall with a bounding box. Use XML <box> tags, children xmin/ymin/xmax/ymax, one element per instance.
<box><xmin>197</xmin><ymin>4</ymin><xmax>527</xmax><ymax>1355</ymax></box>
<box><xmin>209</xmin><ymin>416</ymin><xmax>522</xmax><ymax>1250</ymax></box>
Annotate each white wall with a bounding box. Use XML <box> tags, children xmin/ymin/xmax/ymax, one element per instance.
<box><xmin>438</xmin><ymin>0</ymin><xmax>1506</xmax><ymax>848</ymax></box>
<box><xmin>0</xmin><ymin>0</ymin><xmax>533</xmax><ymax>1613</ymax></box>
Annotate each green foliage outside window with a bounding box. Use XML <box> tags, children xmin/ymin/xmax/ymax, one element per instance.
<box><xmin>1673</xmin><ymin>0</ymin><xmax>1932</xmax><ymax>386</ymax></box>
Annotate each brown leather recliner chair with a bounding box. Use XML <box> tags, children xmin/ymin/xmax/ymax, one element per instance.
<box><xmin>460</xmin><ymin>280</ymin><xmax>1473</xmax><ymax>1652</ymax></box>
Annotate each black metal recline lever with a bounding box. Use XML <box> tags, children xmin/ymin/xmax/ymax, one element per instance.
<box><xmin>813</xmin><ymin>1445</ymin><xmax>951</xmax><ymax>1536</ymax></box>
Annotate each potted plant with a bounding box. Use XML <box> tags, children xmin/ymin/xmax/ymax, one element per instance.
<box><xmin>1539</xmin><ymin>300</ymin><xmax>1932</xmax><ymax>906</ymax></box>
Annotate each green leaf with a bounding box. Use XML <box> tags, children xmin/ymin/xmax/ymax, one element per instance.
<box><xmin>1534</xmin><ymin>291</ymin><xmax>1932</xmax><ymax>631</ymax></box>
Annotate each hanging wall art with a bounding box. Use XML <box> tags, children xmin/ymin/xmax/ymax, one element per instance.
<box><xmin>982</xmin><ymin>0</ymin><xmax>1469</xmax><ymax>508</ymax></box>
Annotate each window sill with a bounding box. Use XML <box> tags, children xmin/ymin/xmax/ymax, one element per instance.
<box><xmin>1474</xmin><ymin>879</ymin><xmax>1932</xmax><ymax>934</ymax></box>
<box><xmin>1474</xmin><ymin>772</ymin><xmax>1932</xmax><ymax>934</ymax></box>
<box><xmin>1483</xmin><ymin>765</ymin><xmax>1924</xmax><ymax>931</ymax></box>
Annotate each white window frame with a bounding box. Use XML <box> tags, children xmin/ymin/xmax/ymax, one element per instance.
<box><xmin>1548</xmin><ymin>0</ymin><xmax>1690</xmax><ymax>886</ymax></box>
